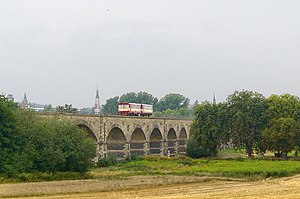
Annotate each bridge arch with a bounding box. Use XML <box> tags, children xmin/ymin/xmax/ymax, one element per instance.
<box><xmin>74</xmin><ymin>117</ymin><xmax>99</xmax><ymax>140</ymax></box>
<box><xmin>149</xmin><ymin>128</ymin><xmax>163</xmax><ymax>156</ymax></box>
<box><xmin>130</xmin><ymin>128</ymin><xmax>146</xmax><ymax>157</ymax></box>
<box><xmin>107</xmin><ymin>127</ymin><xmax>126</xmax><ymax>158</ymax></box>
<box><xmin>179</xmin><ymin>128</ymin><xmax>188</xmax><ymax>155</ymax></box>
<box><xmin>77</xmin><ymin>124</ymin><xmax>97</xmax><ymax>142</ymax></box>
<box><xmin>38</xmin><ymin>113</ymin><xmax>193</xmax><ymax>158</ymax></box>
<box><xmin>167</xmin><ymin>128</ymin><xmax>178</xmax><ymax>156</ymax></box>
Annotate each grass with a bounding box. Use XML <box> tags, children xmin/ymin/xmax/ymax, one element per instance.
<box><xmin>90</xmin><ymin>156</ymin><xmax>300</xmax><ymax>180</ymax></box>
<box><xmin>2</xmin><ymin>150</ymin><xmax>300</xmax><ymax>183</ymax></box>
<box><xmin>0</xmin><ymin>172</ymin><xmax>94</xmax><ymax>183</ymax></box>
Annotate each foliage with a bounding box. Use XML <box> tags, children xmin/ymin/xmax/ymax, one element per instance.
<box><xmin>261</xmin><ymin>118</ymin><xmax>298</xmax><ymax>158</ymax></box>
<box><xmin>97</xmin><ymin>156</ymin><xmax>118</xmax><ymax>167</ymax></box>
<box><xmin>156</xmin><ymin>93</ymin><xmax>190</xmax><ymax>112</ymax></box>
<box><xmin>119</xmin><ymin>91</ymin><xmax>158</xmax><ymax>106</ymax></box>
<box><xmin>101</xmin><ymin>96</ymin><xmax>119</xmax><ymax>115</ymax></box>
<box><xmin>227</xmin><ymin>90</ymin><xmax>268</xmax><ymax>157</ymax></box>
<box><xmin>0</xmin><ymin>99</ymin><xmax>95</xmax><ymax>176</ymax></box>
<box><xmin>92</xmin><ymin>157</ymin><xmax>300</xmax><ymax>180</ymax></box>
<box><xmin>43</xmin><ymin>104</ymin><xmax>53</xmax><ymax>112</ymax></box>
<box><xmin>266</xmin><ymin>94</ymin><xmax>300</xmax><ymax>120</ymax></box>
<box><xmin>119</xmin><ymin>92</ymin><xmax>135</xmax><ymax>103</ymax></box>
<box><xmin>153</xmin><ymin>108</ymin><xmax>193</xmax><ymax>118</ymax></box>
<box><xmin>101</xmin><ymin>92</ymin><xmax>189</xmax><ymax>117</ymax></box>
<box><xmin>11</xmin><ymin>172</ymin><xmax>93</xmax><ymax>183</ymax></box>
<box><xmin>189</xmin><ymin>101</ymin><xmax>230</xmax><ymax>157</ymax></box>
<box><xmin>186</xmin><ymin>139</ymin><xmax>210</xmax><ymax>158</ymax></box>
<box><xmin>261</xmin><ymin>94</ymin><xmax>300</xmax><ymax>157</ymax></box>
<box><xmin>136</xmin><ymin>91</ymin><xmax>159</xmax><ymax>106</ymax></box>
<box><xmin>55</xmin><ymin>104</ymin><xmax>78</xmax><ymax>114</ymax></box>
<box><xmin>79</xmin><ymin>107</ymin><xmax>94</xmax><ymax>115</ymax></box>
<box><xmin>18</xmin><ymin>115</ymin><xmax>96</xmax><ymax>173</ymax></box>
<box><xmin>0</xmin><ymin>95</ymin><xmax>20</xmax><ymax>176</ymax></box>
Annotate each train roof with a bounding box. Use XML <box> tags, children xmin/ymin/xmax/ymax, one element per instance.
<box><xmin>118</xmin><ymin>102</ymin><xmax>153</xmax><ymax>106</ymax></box>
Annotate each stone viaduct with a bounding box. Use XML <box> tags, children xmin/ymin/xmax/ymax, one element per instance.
<box><xmin>39</xmin><ymin>113</ymin><xmax>193</xmax><ymax>159</ymax></box>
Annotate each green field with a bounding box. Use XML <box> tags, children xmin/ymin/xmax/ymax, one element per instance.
<box><xmin>92</xmin><ymin>156</ymin><xmax>300</xmax><ymax>180</ymax></box>
<box><xmin>3</xmin><ymin>155</ymin><xmax>300</xmax><ymax>183</ymax></box>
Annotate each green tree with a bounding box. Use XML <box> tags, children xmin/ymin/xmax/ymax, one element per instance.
<box><xmin>16</xmin><ymin>112</ymin><xmax>96</xmax><ymax>173</ymax></box>
<box><xmin>262</xmin><ymin>94</ymin><xmax>300</xmax><ymax>157</ymax></box>
<box><xmin>153</xmin><ymin>108</ymin><xmax>194</xmax><ymax>119</ymax></box>
<box><xmin>186</xmin><ymin>139</ymin><xmax>209</xmax><ymax>158</ymax></box>
<box><xmin>266</xmin><ymin>94</ymin><xmax>300</xmax><ymax>120</ymax></box>
<box><xmin>189</xmin><ymin>101</ymin><xmax>229</xmax><ymax>157</ymax></box>
<box><xmin>0</xmin><ymin>95</ymin><xmax>20</xmax><ymax>176</ymax></box>
<box><xmin>262</xmin><ymin>118</ymin><xmax>297</xmax><ymax>159</ymax></box>
<box><xmin>55</xmin><ymin>105</ymin><xmax>65</xmax><ymax>113</ymax></box>
<box><xmin>156</xmin><ymin>93</ymin><xmax>190</xmax><ymax>112</ymax></box>
<box><xmin>43</xmin><ymin>104</ymin><xmax>53</xmax><ymax>112</ymax></box>
<box><xmin>79</xmin><ymin>107</ymin><xmax>94</xmax><ymax>115</ymax></box>
<box><xmin>49</xmin><ymin>119</ymin><xmax>96</xmax><ymax>172</ymax></box>
<box><xmin>227</xmin><ymin>90</ymin><xmax>268</xmax><ymax>157</ymax></box>
<box><xmin>119</xmin><ymin>92</ymin><xmax>137</xmax><ymax>103</ymax></box>
<box><xmin>55</xmin><ymin>104</ymin><xmax>78</xmax><ymax>114</ymax></box>
<box><xmin>119</xmin><ymin>91</ymin><xmax>158</xmax><ymax>106</ymax></box>
<box><xmin>135</xmin><ymin>91</ymin><xmax>158</xmax><ymax>105</ymax></box>
<box><xmin>0</xmin><ymin>100</ymin><xmax>95</xmax><ymax>175</ymax></box>
<box><xmin>101</xmin><ymin>96</ymin><xmax>119</xmax><ymax>115</ymax></box>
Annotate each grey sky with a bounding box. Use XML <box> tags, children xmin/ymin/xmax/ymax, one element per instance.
<box><xmin>1</xmin><ymin>0</ymin><xmax>300</xmax><ymax>108</ymax></box>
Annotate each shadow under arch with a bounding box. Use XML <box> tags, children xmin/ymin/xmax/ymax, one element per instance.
<box><xmin>77</xmin><ymin>124</ymin><xmax>97</xmax><ymax>142</ymax></box>
<box><xmin>179</xmin><ymin>128</ymin><xmax>188</xmax><ymax>155</ymax></box>
<box><xmin>107</xmin><ymin>127</ymin><xmax>126</xmax><ymax>158</ymax></box>
<box><xmin>167</xmin><ymin>128</ymin><xmax>177</xmax><ymax>156</ymax></box>
<box><xmin>130</xmin><ymin>128</ymin><xmax>146</xmax><ymax>157</ymax></box>
<box><xmin>149</xmin><ymin>128</ymin><xmax>163</xmax><ymax>156</ymax></box>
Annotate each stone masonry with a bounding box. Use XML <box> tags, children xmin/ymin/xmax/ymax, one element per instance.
<box><xmin>39</xmin><ymin>113</ymin><xmax>193</xmax><ymax>159</ymax></box>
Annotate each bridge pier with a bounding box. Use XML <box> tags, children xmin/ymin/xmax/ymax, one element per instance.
<box><xmin>125</xmin><ymin>142</ymin><xmax>130</xmax><ymax>158</ymax></box>
<box><xmin>144</xmin><ymin>142</ymin><xmax>149</xmax><ymax>156</ymax></box>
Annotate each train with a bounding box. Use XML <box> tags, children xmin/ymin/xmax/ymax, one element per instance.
<box><xmin>118</xmin><ymin>102</ymin><xmax>153</xmax><ymax>116</ymax></box>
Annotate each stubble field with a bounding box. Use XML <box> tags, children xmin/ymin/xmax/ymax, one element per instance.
<box><xmin>2</xmin><ymin>156</ymin><xmax>300</xmax><ymax>198</ymax></box>
<box><xmin>1</xmin><ymin>174</ymin><xmax>300</xmax><ymax>199</ymax></box>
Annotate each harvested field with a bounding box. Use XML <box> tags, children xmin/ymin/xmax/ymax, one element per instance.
<box><xmin>1</xmin><ymin>175</ymin><xmax>300</xmax><ymax>199</ymax></box>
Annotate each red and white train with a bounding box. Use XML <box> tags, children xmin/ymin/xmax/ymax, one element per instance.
<box><xmin>118</xmin><ymin>102</ymin><xmax>153</xmax><ymax>116</ymax></box>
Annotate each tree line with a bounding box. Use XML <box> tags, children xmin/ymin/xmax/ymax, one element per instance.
<box><xmin>188</xmin><ymin>90</ymin><xmax>300</xmax><ymax>159</ymax></box>
<box><xmin>101</xmin><ymin>91</ymin><xmax>193</xmax><ymax>118</ymax></box>
<box><xmin>51</xmin><ymin>92</ymin><xmax>194</xmax><ymax>118</ymax></box>
<box><xmin>0</xmin><ymin>95</ymin><xmax>95</xmax><ymax>177</ymax></box>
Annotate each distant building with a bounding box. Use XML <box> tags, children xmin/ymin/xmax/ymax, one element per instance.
<box><xmin>30</xmin><ymin>102</ymin><xmax>45</xmax><ymax>112</ymax></box>
<box><xmin>7</xmin><ymin>94</ymin><xmax>14</xmax><ymax>102</ymax></box>
<box><xmin>94</xmin><ymin>87</ymin><xmax>100</xmax><ymax>115</ymax></box>
<box><xmin>18</xmin><ymin>93</ymin><xmax>46</xmax><ymax>111</ymax></box>
<box><xmin>21</xmin><ymin>93</ymin><xmax>30</xmax><ymax>109</ymax></box>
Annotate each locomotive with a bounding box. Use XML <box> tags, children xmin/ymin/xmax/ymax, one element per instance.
<box><xmin>118</xmin><ymin>102</ymin><xmax>153</xmax><ymax>116</ymax></box>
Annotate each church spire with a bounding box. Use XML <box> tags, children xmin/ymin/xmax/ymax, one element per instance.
<box><xmin>21</xmin><ymin>93</ymin><xmax>29</xmax><ymax>109</ymax></box>
<box><xmin>213</xmin><ymin>93</ymin><xmax>216</xmax><ymax>104</ymax></box>
<box><xmin>96</xmin><ymin>86</ymin><xmax>99</xmax><ymax>99</ymax></box>
<box><xmin>94</xmin><ymin>87</ymin><xmax>100</xmax><ymax>115</ymax></box>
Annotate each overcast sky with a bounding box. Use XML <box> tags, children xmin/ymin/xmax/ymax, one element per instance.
<box><xmin>1</xmin><ymin>0</ymin><xmax>300</xmax><ymax>108</ymax></box>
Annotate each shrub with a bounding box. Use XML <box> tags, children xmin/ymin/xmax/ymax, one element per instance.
<box><xmin>125</xmin><ymin>155</ymin><xmax>144</xmax><ymax>162</ymax></box>
<box><xmin>97</xmin><ymin>156</ymin><xmax>118</xmax><ymax>167</ymax></box>
<box><xmin>143</xmin><ymin>155</ymin><xmax>170</xmax><ymax>162</ymax></box>
<box><xmin>186</xmin><ymin>139</ymin><xmax>210</xmax><ymax>158</ymax></box>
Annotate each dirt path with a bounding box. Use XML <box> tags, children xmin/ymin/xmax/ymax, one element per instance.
<box><xmin>1</xmin><ymin>175</ymin><xmax>300</xmax><ymax>199</ymax></box>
